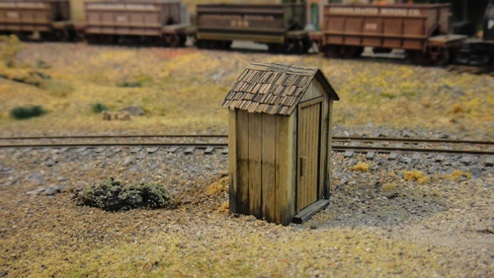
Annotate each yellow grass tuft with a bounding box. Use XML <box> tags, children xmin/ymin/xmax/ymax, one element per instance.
<box><xmin>352</xmin><ymin>162</ymin><xmax>369</xmax><ymax>172</ymax></box>
<box><xmin>381</xmin><ymin>183</ymin><xmax>397</xmax><ymax>191</ymax></box>
<box><xmin>451</xmin><ymin>103</ymin><xmax>465</xmax><ymax>114</ymax></box>
<box><xmin>218</xmin><ymin>202</ymin><xmax>229</xmax><ymax>212</ymax></box>
<box><xmin>403</xmin><ymin>170</ymin><xmax>430</xmax><ymax>184</ymax></box>
<box><xmin>206</xmin><ymin>177</ymin><xmax>228</xmax><ymax>196</ymax></box>
<box><xmin>443</xmin><ymin>170</ymin><xmax>471</xmax><ymax>181</ymax></box>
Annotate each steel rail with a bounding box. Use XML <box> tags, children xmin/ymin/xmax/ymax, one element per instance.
<box><xmin>0</xmin><ymin>134</ymin><xmax>228</xmax><ymax>140</ymax></box>
<box><xmin>0</xmin><ymin>142</ymin><xmax>492</xmax><ymax>155</ymax></box>
<box><xmin>0</xmin><ymin>142</ymin><xmax>227</xmax><ymax>148</ymax></box>
<box><xmin>332</xmin><ymin>136</ymin><xmax>494</xmax><ymax>145</ymax></box>
<box><xmin>0</xmin><ymin>135</ymin><xmax>492</xmax><ymax>145</ymax></box>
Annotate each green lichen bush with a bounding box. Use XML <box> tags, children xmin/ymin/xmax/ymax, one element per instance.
<box><xmin>10</xmin><ymin>105</ymin><xmax>46</xmax><ymax>120</ymax></box>
<box><xmin>74</xmin><ymin>178</ymin><xmax>174</xmax><ymax>211</ymax></box>
<box><xmin>91</xmin><ymin>103</ymin><xmax>108</xmax><ymax>113</ymax></box>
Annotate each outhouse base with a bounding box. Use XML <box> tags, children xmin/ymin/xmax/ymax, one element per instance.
<box><xmin>292</xmin><ymin>199</ymin><xmax>330</xmax><ymax>224</ymax></box>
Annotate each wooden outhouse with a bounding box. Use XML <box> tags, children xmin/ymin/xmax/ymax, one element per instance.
<box><xmin>221</xmin><ymin>63</ymin><xmax>340</xmax><ymax>225</ymax></box>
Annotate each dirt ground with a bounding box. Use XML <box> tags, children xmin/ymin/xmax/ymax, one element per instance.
<box><xmin>0</xmin><ymin>42</ymin><xmax>493</xmax><ymax>277</ymax></box>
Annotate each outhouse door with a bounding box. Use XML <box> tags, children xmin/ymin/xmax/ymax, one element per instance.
<box><xmin>296</xmin><ymin>98</ymin><xmax>322</xmax><ymax>211</ymax></box>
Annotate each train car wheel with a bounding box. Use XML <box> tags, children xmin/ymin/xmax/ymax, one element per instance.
<box><xmin>325</xmin><ymin>45</ymin><xmax>342</xmax><ymax>58</ymax></box>
<box><xmin>178</xmin><ymin>35</ymin><xmax>187</xmax><ymax>47</ymax></box>
<box><xmin>433</xmin><ymin>50</ymin><xmax>451</xmax><ymax>66</ymax></box>
<box><xmin>164</xmin><ymin>34</ymin><xmax>179</xmax><ymax>48</ymax></box>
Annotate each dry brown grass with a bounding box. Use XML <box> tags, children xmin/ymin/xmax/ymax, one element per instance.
<box><xmin>403</xmin><ymin>170</ymin><xmax>430</xmax><ymax>184</ymax></box>
<box><xmin>1</xmin><ymin>42</ymin><xmax>493</xmax><ymax>138</ymax></box>
<box><xmin>352</xmin><ymin>162</ymin><xmax>370</xmax><ymax>172</ymax></box>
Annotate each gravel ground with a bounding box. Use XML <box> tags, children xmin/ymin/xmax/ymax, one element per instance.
<box><xmin>0</xmin><ymin>127</ymin><xmax>492</xmax><ymax>277</ymax></box>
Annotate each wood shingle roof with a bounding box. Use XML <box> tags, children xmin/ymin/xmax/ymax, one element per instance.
<box><xmin>221</xmin><ymin>63</ymin><xmax>339</xmax><ymax>116</ymax></box>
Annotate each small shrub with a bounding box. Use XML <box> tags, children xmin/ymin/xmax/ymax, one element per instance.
<box><xmin>10</xmin><ymin>105</ymin><xmax>46</xmax><ymax>120</ymax></box>
<box><xmin>352</xmin><ymin>162</ymin><xmax>369</xmax><ymax>172</ymax></box>
<box><xmin>116</xmin><ymin>81</ymin><xmax>142</xmax><ymax>88</ymax></box>
<box><xmin>91</xmin><ymin>103</ymin><xmax>108</xmax><ymax>113</ymax></box>
<box><xmin>74</xmin><ymin>178</ymin><xmax>174</xmax><ymax>211</ymax></box>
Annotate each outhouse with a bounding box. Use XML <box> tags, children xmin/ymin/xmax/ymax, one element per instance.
<box><xmin>221</xmin><ymin>63</ymin><xmax>340</xmax><ymax>225</ymax></box>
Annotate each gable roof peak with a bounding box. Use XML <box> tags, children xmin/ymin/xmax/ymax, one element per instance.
<box><xmin>221</xmin><ymin>62</ymin><xmax>339</xmax><ymax>116</ymax></box>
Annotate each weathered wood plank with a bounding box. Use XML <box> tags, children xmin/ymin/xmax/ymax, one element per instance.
<box><xmin>228</xmin><ymin>110</ymin><xmax>238</xmax><ymax>213</ymax></box>
<box><xmin>237</xmin><ymin>110</ymin><xmax>250</xmax><ymax>214</ymax></box>
<box><xmin>261</xmin><ymin>114</ymin><xmax>276</xmax><ymax>222</ymax></box>
<box><xmin>319</xmin><ymin>91</ymin><xmax>329</xmax><ymax>199</ymax></box>
<box><xmin>276</xmin><ymin>113</ymin><xmax>296</xmax><ymax>225</ymax></box>
<box><xmin>248</xmin><ymin>112</ymin><xmax>262</xmax><ymax>218</ymax></box>
<box><xmin>326</xmin><ymin>101</ymin><xmax>333</xmax><ymax>197</ymax></box>
<box><xmin>292</xmin><ymin>199</ymin><xmax>330</xmax><ymax>224</ymax></box>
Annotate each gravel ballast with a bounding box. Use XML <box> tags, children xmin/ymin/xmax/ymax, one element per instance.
<box><xmin>0</xmin><ymin>130</ymin><xmax>492</xmax><ymax>277</ymax></box>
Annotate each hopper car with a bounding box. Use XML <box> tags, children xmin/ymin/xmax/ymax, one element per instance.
<box><xmin>0</xmin><ymin>0</ymin><xmax>492</xmax><ymax>65</ymax></box>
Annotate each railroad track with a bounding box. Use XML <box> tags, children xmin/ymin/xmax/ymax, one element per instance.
<box><xmin>0</xmin><ymin>134</ymin><xmax>492</xmax><ymax>156</ymax></box>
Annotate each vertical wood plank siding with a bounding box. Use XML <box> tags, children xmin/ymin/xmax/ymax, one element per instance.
<box><xmin>237</xmin><ymin>110</ymin><xmax>250</xmax><ymax>214</ymax></box>
<box><xmin>248</xmin><ymin>112</ymin><xmax>262</xmax><ymax>218</ymax></box>
<box><xmin>228</xmin><ymin>110</ymin><xmax>237</xmax><ymax>212</ymax></box>
<box><xmin>261</xmin><ymin>114</ymin><xmax>276</xmax><ymax>223</ymax></box>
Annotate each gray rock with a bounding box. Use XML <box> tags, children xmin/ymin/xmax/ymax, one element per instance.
<box><xmin>122</xmin><ymin>156</ymin><xmax>135</xmax><ymax>166</ymax></box>
<box><xmin>57</xmin><ymin>177</ymin><xmax>68</xmax><ymax>182</ymax></box>
<box><xmin>26</xmin><ymin>174</ymin><xmax>45</xmax><ymax>186</ymax></box>
<box><xmin>44</xmin><ymin>186</ymin><xmax>62</xmax><ymax>196</ymax></box>
<box><xmin>121</xmin><ymin>105</ymin><xmax>145</xmax><ymax>116</ymax></box>
<box><xmin>460</xmin><ymin>156</ymin><xmax>472</xmax><ymax>166</ymax></box>
<box><xmin>147</xmin><ymin>147</ymin><xmax>160</xmax><ymax>154</ymax></box>
<box><xmin>26</xmin><ymin>187</ymin><xmax>46</xmax><ymax>195</ymax></box>
<box><xmin>0</xmin><ymin>270</ymin><xmax>8</xmax><ymax>277</ymax></box>
<box><xmin>485</xmin><ymin>156</ymin><xmax>494</xmax><ymax>167</ymax></box>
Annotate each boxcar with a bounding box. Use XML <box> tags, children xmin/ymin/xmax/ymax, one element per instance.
<box><xmin>195</xmin><ymin>3</ymin><xmax>311</xmax><ymax>53</ymax></box>
<box><xmin>320</xmin><ymin>3</ymin><xmax>466</xmax><ymax>65</ymax></box>
<box><xmin>0</xmin><ymin>0</ymin><xmax>72</xmax><ymax>40</ymax></box>
<box><xmin>84</xmin><ymin>0</ymin><xmax>188</xmax><ymax>47</ymax></box>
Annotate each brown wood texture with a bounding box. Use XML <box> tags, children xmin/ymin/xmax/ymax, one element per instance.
<box><xmin>297</xmin><ymin>99</ymin><xmax>322</xmax><ymax>211</ymax></box>
<box><xmin>275</xmin><ymin>114</ymin><xmax>296</xmax><ymax>225</ymax></box>
<box><xmin>326</xmin><ymin>100</ymin><xmax>334</xmax><ymax>197</ymax></box>
<box><xmin>237</xmin><ymin>110</ymin><xmax>250</xmax><ymax>214</ymax></box>
<box><xmin>261</xmin><ymin>114</ymin><xmax>276</xmax><ymax>222</ymax></box>
<box><xmin>248</xmin><ymin>113</ymin><xmax>262</xmax><ymax>218</ymax></box>
<box><xmin>228</xmin><ymin>110</ymin><xmax>237</xmax><ymax>213</ymax></box>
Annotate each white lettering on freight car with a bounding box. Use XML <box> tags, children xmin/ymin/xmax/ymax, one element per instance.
<box><xmin>17</xmin><ymin>3</ymin><xmax>45</xmax><ymax>9</ymax></box>
<box><xmin>7</xmin><ymin>12</ymin><xmax>18</xmax><ymax>18</ymax></box>
<box><xmin>365</xmin><ymin>23</ymin><xmax>377</xmax><ymax>30</ymax></box>
<box><xmin>329</xmin><ymin>7</ymin><xmax>421</xmax><ymax>16</ymax></box>
<box><xmin>329</xmin><ymin>7</ymin><xmax>379</xmax><ymax>14</ymax></box>
<box><xmin>87</xmin><ymin>4</ymin><xmax>156</xmax><ymax>11</ymax></box>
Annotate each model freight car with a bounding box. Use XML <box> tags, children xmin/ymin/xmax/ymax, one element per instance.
<box><xmin>195</xmin><ymin>3</ymin><xmax>311</xmax><ymax>53</ymax></box>
<box><xmin>320</xmin><ymin>3</ymin><xmax>467</xmax><ymax>65</ymax></box>
<box><xmin>84</xmin><ymin>0</ymin><xmax>189</xmax><ymax>47</ymax></box>
<box><xmin>456</xmin><ymin>0</ymin><xmax>494</xmax><ymax>65</ymax></box>
<box><xmin>0</xmin><ymin>0</ymin><xmax>72</xmax><ymax>40</ymax></box>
